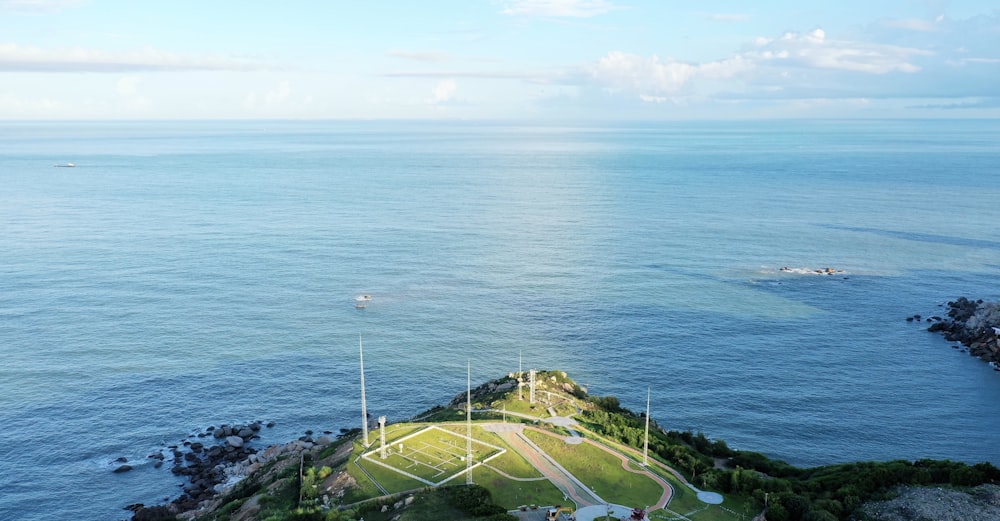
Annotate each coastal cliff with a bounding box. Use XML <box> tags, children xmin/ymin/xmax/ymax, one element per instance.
<box><xmin>921</xmin><ymin>297</ymin><xmax>1000</xmax><ymax>368</ymax></box>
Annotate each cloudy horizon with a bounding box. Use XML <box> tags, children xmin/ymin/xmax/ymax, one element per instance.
<box><xmin>1</xmin><ymin>0</ymin><xmax>998</xmax><ymax>119</ymax></box>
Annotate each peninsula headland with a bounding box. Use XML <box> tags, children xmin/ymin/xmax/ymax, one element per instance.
<box><xmin>123</xmin><ymin>369</ymin><xmax>999</xmax><ymax>521</ymax></box>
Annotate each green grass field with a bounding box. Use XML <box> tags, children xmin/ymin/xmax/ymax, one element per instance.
<box><xmin>471</xmin><ymin>465</ymin><xmax>567</xmax><ymax>509</ymax></box>
<box><xmin>361</xmin><ymin>425</ymin><xmax>505</xmax><ymax>486</ymax></box>
<box><xmin>523</xmin><ymin>429</ymin><xmax>665</xmax><ymax>509</ymax></box>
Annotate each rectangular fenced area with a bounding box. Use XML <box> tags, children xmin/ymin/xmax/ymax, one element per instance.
<box><xmin>361</xmin><ymin>425</ymin><xmax>505</xmax><ymax>486</ymax></box>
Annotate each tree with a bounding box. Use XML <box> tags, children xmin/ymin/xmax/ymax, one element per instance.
<box><xmin>780</xmin><ymin>494</ymin><xmax>810</xmax><ymax>521</ymax></box>
<box><xmin>802</xmin><ymin>510</ymin><xmax>837</xmax><ymax>521</ymax></box>
<box><xmin>766</xmin><ymin>503</ymin><xmax>789</xmax><ymax>521</ymax></box>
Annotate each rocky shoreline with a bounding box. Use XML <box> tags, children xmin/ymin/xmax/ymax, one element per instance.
<box><xmin>914</xmin><ymin>297</ymin><xmax>1000</xmax><ymax>369</ymax></box>
<box><xmin>122</xmin><ymin>422</ymin><xmax>340</xmax><ymax>521</ymax></box>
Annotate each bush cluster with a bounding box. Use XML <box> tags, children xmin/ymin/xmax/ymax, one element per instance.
<box><xmin>580</xmin><ymin>394</ymin><xmax>999</xmax><ymax>521</ymax></box>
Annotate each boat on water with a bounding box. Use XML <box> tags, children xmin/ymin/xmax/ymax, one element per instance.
<box><xmin>355</xmin><ymin>294</ymin><xmax>372</xmax><ymax>309</ymax></box>
<box><xmin>54</xmin><ymin>162</ymin><xmax>75</xmax><ymax>168</ymax></box>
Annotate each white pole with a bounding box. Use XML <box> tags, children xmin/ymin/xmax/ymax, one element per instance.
<box><xmin>379</xmin><ymin>416</ymin><xmax>387</xmax><ymax>459</ymax></box>
<box><xmin>466</xmin><ymin>361</ymin><xmax>473</xmax><ymax>485</ymax></box>
<box><xmin>643</xmin><ymin>386</ymin><xmax>650</xmax><ymax>466</ymax></box>
<box><xmin>359</xmin><ymin>335</ymin><xmax>369</xmax><ymax>446</ymax></box>
<box><xmin>518</xmin><ymin>350</ymin><xmax>523</xmax><ymax>401</ymax></box>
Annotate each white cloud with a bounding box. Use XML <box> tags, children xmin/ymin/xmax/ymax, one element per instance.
<box><xmin>385</xmin><ymin>70</ymin><xmax>552</xmax><ymax>81</ymax></box>
<box><xmin>0</xmin><ymin>43</ymin><xmax>266</xmax><ymax>72</ymax></box>
<box><xmin>430</xmin><ymin>79</ymin><xmax>457</xmax><ymax>104</ymax></box>
<box><xmin>639</xmin><ymin>94</ymin><xmax>668</xmax><ymax>103</ymax></box>
<box><xmin>501</xmin><ymin>0</ymin><xmax>620</xmax><ymax>18</ymax></box>
<box><xmin>954</xmin><ymin>57</ymin><xmax>1000</xmax><ymax>65</ymax></box>
<box><xmin>580</xmin><ymin>25</ymin><xmax>976</xmax><ymax>106</ymax></box>
<box><xmin>387</xmin><ymin>50</ymin><xmax>452</xmax><ymax>62</ymax></box>
<box><xmin>0</xmin><ymin>92</ymin><xmax>64</xmax><ymax>116</ymax></box>
<box><xmin>116</xmin><ymin>76</ymin><xmax>140</xmax><ymax>96</ymax></box>
<box><xmin>881</xmin><ymin>18</ymin><xmax>939</xmax><ymax>32</ymax></box>
<box><xmin>265</xmin><ymin>81</ymin><xmax>291</xmax><ymax>105</ymax></box>
<box><xmin>747</xmin><ymin>28</ymin><xmax>932</xmax><ymax>74</ymax></box>
<box><xmin>115</xmin><ymin>76</ymin><xmax>148</xmax><ymax>110</ymax></box>
<box><xmin>587</xmin><ymin>51</ymin><xmax>752</xmax><ymax>97</ymax></box>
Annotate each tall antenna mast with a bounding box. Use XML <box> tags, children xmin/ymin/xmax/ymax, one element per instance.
<box><xmin>529</xmin><ymin>369</ymin><xmax>536</xmax><ymax>404</ymax></box>
<box><xmin>518</xmin><ymin>350</ymin><xmax>523</xmax><ymax>401</ymax></box>
<box><xmin>466</xmin><ymin>361</ymin><xmax>473</xmax><ymax>485</ymax></box>
<box><xmin>643</xmin><ymin>386</ymin><xmax>650</xmax><ymax>466</ymax></box>
<box><xmin>359</xmin><ymin>335</ymin><xmax>369</xmax><ymax>446</ymax></box>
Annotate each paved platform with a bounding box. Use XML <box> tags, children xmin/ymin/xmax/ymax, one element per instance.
<box><xmin>697</xmin><ymin>491</ymin><xmax>724</xmax><ymax>504</ymax></box>
<box><xmin>575</xmin><ymin>504</ymin><xmax>647</xmax><ymax>521</ymax></box>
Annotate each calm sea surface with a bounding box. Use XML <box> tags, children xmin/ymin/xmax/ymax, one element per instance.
<box><xmin>1</xmin><ymin>120</ymin><xmax>999</xmax><ymax>520</ymax></box>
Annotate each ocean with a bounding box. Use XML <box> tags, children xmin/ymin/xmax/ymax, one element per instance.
<box><xmin>1</xmin><ymin>119</ymin><xmax>998</xmax><ymax>520</ymax></box>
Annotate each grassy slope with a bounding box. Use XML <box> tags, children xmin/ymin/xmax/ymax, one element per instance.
<box><xmin>523</xmin><ymin>429</ymin><xmax>664</xmax><ymax>508</ymax></box>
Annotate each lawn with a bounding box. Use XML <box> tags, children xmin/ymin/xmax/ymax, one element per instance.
<box><xmin>358</xmin><ymin>489</ymin><xmax>465</xmax><ymax>521</ymax></box>
<box><xmin>523</xmin><ymin>429</ymin><xmax>664</xmax><ymax>508</ymax></box>
<box><xmin>477</xmin><ymin>432</ymin><xmax>544</xmax><ymax>479</ymax></box>
<box><xmin>472</xmin><ymin>465</ymin><xmax>566</xmax><ymax>510</ymax></box>
<box><xmin>493</xmin><ymin>397</ymin><xmax>548</xmax><ymax>417</ymax></box>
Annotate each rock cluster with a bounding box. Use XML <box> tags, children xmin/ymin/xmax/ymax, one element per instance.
<box><xmin>125</xmin><ymin>423</ymin><xmax>338</xmax><ymax>521</ymax></box>
<box><xmin>921</xmin><ymin>297</ymin><xmax>1000</xmax><ymax>368</ymax></box>
<box><xmin>125</xmin><ymin>421</ymin><xmax>270</xmax><ymax>520</ymax></box>
<box><xmin>448</xmin><ymin>376</ymin><xmax>516</xmax><ymax>407</ymax></box>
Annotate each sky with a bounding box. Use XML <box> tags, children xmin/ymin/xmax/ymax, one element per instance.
<box><xmin>0</xmin><ymin>0</ymin><xmax>998</xmax><ymax>120</ymax></box>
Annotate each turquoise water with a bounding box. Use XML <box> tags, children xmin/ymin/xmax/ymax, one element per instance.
<box><xmin>1</xmin><ymin>120</ymin><xmax>999</xmax><ymax>520</ymax></box>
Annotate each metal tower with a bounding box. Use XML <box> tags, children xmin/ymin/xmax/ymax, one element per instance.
<box><xmin>359</xmin><ymin>335</ymin><xmax>369</xmax><ymax>447</ymax></box>
<box><xmin>379</xmin><ymin>416</ymin><xmax>387</xmax><ymax>459</ymax></box>
<box><xmin>517</xmin><ymin>350</ymin><xmax>523</xmax><ymax>401</ymax></box>
<box><xmin>466</xmin><ymin>361</ymin><xmax>473</xmax><ymax>485</ymax></box>
<box><xmin>529</xmin><ymin>369</ymin><xmax>536</xmax><ymax>404</ymax></box>
<box><xmin>643</xmin><ymin>386</ymin><xmax>650</xmax><ymax>466</ymax></box>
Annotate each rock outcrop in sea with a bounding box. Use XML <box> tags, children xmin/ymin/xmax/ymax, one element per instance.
<box><xmin>920</xmin><ymin>297</ymin><xmax>1000</xmax><ymax>368</ymax></box>
<box><xmin>124</xmin><ymin>420</ymin><xmax>348</xmax><ymax>521</ymax></box>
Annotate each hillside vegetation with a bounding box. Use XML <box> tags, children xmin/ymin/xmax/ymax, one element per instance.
<box><xmin>136</xmin><ymin>370</ymin><xmax>998</xmax><ymax>521</ymax></box>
